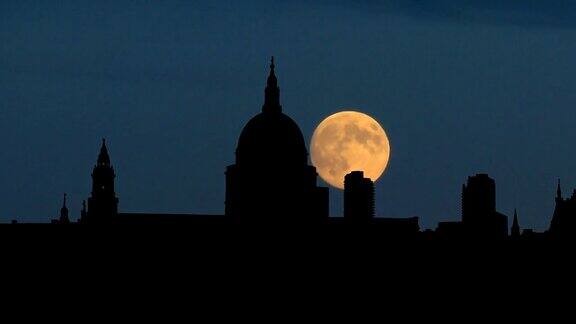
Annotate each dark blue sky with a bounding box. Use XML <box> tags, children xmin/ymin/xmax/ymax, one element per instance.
<box><xmin>2</xmin><ymin>0</ymin><xmax>576</xmax><ymax>230</ymax></box>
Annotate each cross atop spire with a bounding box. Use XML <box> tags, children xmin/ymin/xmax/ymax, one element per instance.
<box><xmin>263</xmin><ymin>56</ymin><xmax>281</xmax><ymax>113</ymax></box>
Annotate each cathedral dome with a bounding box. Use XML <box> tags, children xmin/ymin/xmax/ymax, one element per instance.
<box><xmin>235</xmin><ymin>57</ymin><xmax>308</xmax><ymax>168</ymax></box>
<box><xmin>236</xmin><ymin>111</ymin><xmax>308</xmax><ymax>167</ymax></box>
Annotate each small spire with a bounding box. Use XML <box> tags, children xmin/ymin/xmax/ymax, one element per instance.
<box><xmin>267</xmin><ymin>56</ymin><xmax>277</xmax><ymax>87</ymax></box>
<box><xmin>511</xmin><ymin>208</ymin><xmax>520</xmax><ymax>238</ymax></box>
<box><xmin>59</xmin><ymin>193</ymin><xmax>70</xmax><ymax>224</ymax></box>
<box><xmin>557</xmin><ymin>178</ymin><xmax>562</xmax><ymax>200</ymax></box>
<box><xmin>263</xmin><ymin>56</ymin><xmax>281</xmax><ymax>113</ymax></box>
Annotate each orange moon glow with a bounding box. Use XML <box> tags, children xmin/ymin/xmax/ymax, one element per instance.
<box><xmin>310</xmin><ymin>111</ymin><xmax>391</xmax><ymax>189</ymax></box>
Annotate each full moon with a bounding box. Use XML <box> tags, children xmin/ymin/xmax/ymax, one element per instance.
<box><xmin>310</xmin><ymin>111</ymin><xmax>391</xmax><ymax>189</ymax></box>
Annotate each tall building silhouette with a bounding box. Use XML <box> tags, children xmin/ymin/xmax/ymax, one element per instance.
<box><xmin>225</xmin><ymin>58</ymin><xmax>329</xmax><ymax>223</ymax></box>
<box><xmin>461</xmin><ymin>174</ymin><xmax>508</xmax><ymax>238</ymax></box>
<box><xmin>85</xmin><ymin>139</ymin><xmax>119</xmax><ymax>223</ymax></box>
<box><xmin>344</xmin><ymin>171</ymin><xmax>375</xmax><ymax>222</ymax></box>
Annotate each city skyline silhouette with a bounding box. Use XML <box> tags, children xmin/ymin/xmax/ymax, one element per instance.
<box><xmin>3</xmin><ymin>2</ymin><xmax>576</xmax><ymax>233</ymax></box>
<box><xmin>4</xmin><ymin>5</ymin><xmax>576</xmax><ymax>314</ymax></box>
<box><xmin>4</xmin><ymin>59</ymin><xmax>573</xmax><ymax>241</ymax></box>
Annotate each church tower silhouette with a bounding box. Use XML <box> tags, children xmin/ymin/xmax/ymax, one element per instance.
<box><xmin>225</xmin><ymin>58</ymin><xmax>329</xmax><ymax>223</ymax></box>
<box><xmin>85</xmin><ymin>139</ymin><xmax>119</xmax><ymax>223</ymax></box>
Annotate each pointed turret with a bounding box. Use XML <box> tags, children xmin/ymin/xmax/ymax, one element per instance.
<box><xmin>511</xmin><ymin>208</ymin><xmax>520</xmax><ymax>238</ymax></box>
<box><xmin>550</xmin><ymin>179</ymin><xmax>567</xmax><ymax>235</ymax></box>
<box><xmin>59</xmin><ymin>193</ymin><xmax>70</xmax><ymax>224</ymax></box>
<box><xmin>262</xmin><ymin>56</ymin><xmax>281</xmax><ymax>113</ymax></box>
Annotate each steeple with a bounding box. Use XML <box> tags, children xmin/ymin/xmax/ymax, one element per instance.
<box><xmin>511</xmin><ymin>208</ymin><xmax>520</xmax><ymax>238</ymax></box>
<box><xmin>59</xmin><ymin>193</ymin><xmax>70</xmax><ymax>224</ymax></box>
<box><xmin>98</xmin><ymin>138</ymin><xmax>111</xmax><ymax>166</ymax></box>
<box><xmin>262</xmin><ymin>56</ymin><xmax>281</xmax><ymax>113</ymax></box>
<box><xmin>556</xmin><ymin>178</ymin><xmax>563</xmax><ymax>202</ymax></box>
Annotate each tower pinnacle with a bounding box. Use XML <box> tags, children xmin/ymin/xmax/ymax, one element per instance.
<box><xmin>98</xmin><ymin>138</ymin><xmax>111</xmax><ymax>166</ymax></box>
<box><xmin>511</xmin><ymin>208</ymin><xmax>520</xmax><ymax>238</ymax></box>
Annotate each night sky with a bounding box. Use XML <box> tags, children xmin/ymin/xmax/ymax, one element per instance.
<box><xmin>2</xmin><ymin>1</ymin><xmax>576</xmax><ymax>230</ymax></box>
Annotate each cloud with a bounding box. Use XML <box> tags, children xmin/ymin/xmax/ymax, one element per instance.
<box><xmin>328</xmin><ymin>0</ymin><xmax>576</xmax><ymax>28</ymax></box>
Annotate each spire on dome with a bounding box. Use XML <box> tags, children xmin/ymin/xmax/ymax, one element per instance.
<box><xmin>98</xmin><ymin>138</ymin><xmax>111</xmax><ymax>166</ymax></box>
<box><xmin>557</xmin><ymin>178</ymin><xmax>562</xmax><ymax>200</ymax></box>
<box><xmin>263</xmin><ymin>56</ymin><xmax>281</xmax><ymax>113</ymax></box>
